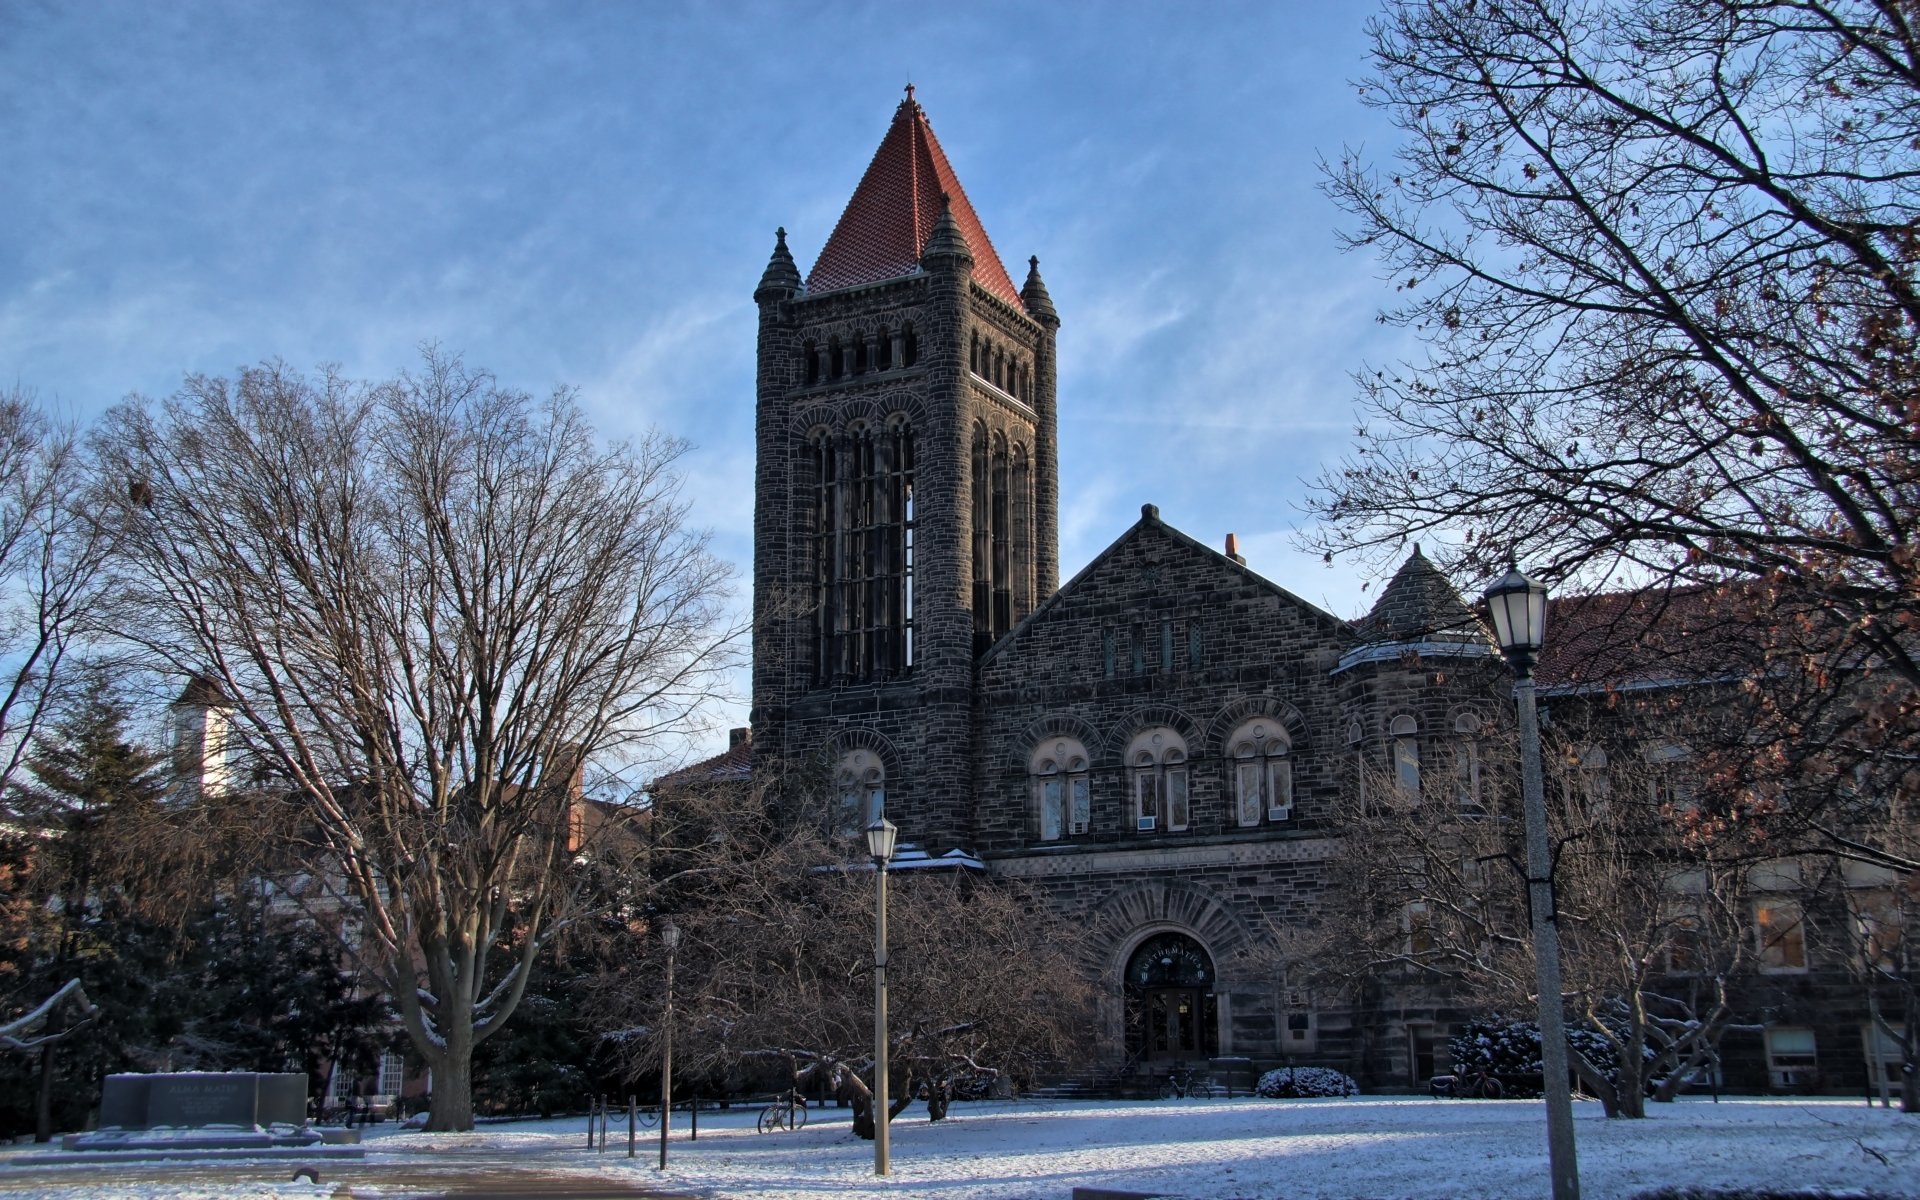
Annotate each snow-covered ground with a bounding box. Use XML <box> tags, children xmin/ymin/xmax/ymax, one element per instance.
<box><xmin>2</xmin><ymin>1096</ymin><xmax>1916</xmax><ymax>1199</ymax></box>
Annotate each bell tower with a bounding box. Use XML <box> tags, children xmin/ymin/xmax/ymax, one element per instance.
<box><xmin>750</xmin><ymin>91</ymin><xmax>1060</xmax><ymax>851</ymax></box>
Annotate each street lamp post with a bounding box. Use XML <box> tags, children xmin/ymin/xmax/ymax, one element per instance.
<box><xmin>1484</xmin><ymin>564</ymin><xmax>1580</xmax><ymax>1200</ymax></box>
<box><xmin>658</xmin><ymin>917</ymin><xmax>679</xmax><ymax>1171</ymax></box>
<box><xmin>865</xmin><ymin>815</ymin><xmax>898</xmax><ymax>1177</ymax></box>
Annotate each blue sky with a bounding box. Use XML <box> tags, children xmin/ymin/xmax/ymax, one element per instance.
<box><xmin>3</xmin><ymin>0</ymin><xmax>1416</xmax><ymax>746</ymax></box>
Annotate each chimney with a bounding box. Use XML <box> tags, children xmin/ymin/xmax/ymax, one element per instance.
<box><xmin>1225</xmin><ymin>533</ymin><xmax>1246</xmax><ymax>566</ymax></box>
<box><xmin>729</xmin><ymin>727</ymin><xmax>752</xmax><ymax>749</ymax></box>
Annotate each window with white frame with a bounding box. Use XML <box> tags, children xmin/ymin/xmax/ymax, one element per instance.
<box><xmin>1646</xmin><ymin>743</ymin><xmax>1695</xmax><ymax>812</ymax></box>
<box><xmin>1578</xmin><ymin>745</ymin><xmax>1610</xmax><ymax>814</ymax></box>
<box><xmin>1452</xmin><ymin>713</ymin><xmax>1482</xmax><ymax>810</ymax></box>
<box><xmin>1031</xmin><ymin>737</ymin><xmax>1091</xmax><ymax>841</ymax></box>
<box><xmin>1228</xmin><ymin>717</ymin><xmax>1292</xmax><ymax>826</ymax></box>
<box><xmin>1128</xmin><ymin>727</ymin><xmax>1189</xmax><ymax>832</ymax></box>
<box><xmin>1755</xmin><ymin>898</ymin><xmax>1808</xmax><ymax>972</ymax></box>
<box><xmin>1863</xmin><ymin>1023</ymin><xmax>1904</xmax><ymax>1089</ymax></box>
<box><xmin>1764</xmin><ymin>1027</ymin><xmax>1817</xmax><ymax>1088</ymax></box>
<box><xmin>834</xmin><ymin>749</ymin><xmax>885</xmax><ymax>836</ymax></box>
<box><xmin>378</xmin><ymin>1051</ymin><xmax>405</xmax><ymax>1096</ymax></box>
<box><xmin>1391</xmin><ymin>715</ymin><xmax>1421</xmax><ymax>801</ymax></box>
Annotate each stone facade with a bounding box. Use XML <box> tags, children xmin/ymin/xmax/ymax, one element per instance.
<box><xmin>742</xmin><ymin>96</ymin><xmax>1907</xmax><ymax>1096</ymax></box>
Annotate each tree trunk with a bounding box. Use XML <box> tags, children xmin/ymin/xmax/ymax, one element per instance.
<box><xmin>33</xmin><ymin>1030</ymin><xmax>56</xmax><ymax>1143</ymax></box>
<box><xmin>426</xmin><ymin>1050</ymin><xmax>476</xmax><ymax>1132</ymax></box>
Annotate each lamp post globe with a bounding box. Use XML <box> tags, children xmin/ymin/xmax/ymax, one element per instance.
<box><xmin>865</xmin><ymin>815</ymin><xmax>898</xmax><ymax>864</ymax></box>
<box><xmin>1484</xmin><ymin>563</ymin><xmax>1549</xmax><ymax>676</ymax></box>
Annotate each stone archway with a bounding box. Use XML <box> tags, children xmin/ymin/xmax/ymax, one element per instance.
<box><xmin>1123</xmin><ymin>931</ymin><xmax>1219</xmax><ymax>1062</ymax></box>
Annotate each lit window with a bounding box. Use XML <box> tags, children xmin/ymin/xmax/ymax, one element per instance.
<box><xmin>1128</xmin><ymin>728</ymin><xmax>1189</xmax><ymax>832</ymax></box>
<box><xmin>1031</xmin><ymin>737</ymin><xmax>1091</xmax><ymax>841</ymax></box>
<box><xmin>1755</xmin><ymin>899</ymin><xmax>1807</xmax><ymax>972</ymax></box>
<box><xmin>1229</xmin><ymin>718</ymin><xmax>1293</xmax><ymax>826</ymax></box>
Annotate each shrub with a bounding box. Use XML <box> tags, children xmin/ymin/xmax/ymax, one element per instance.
<box><xmin>1255</xmin><ymin>1066</ymin><xmax>1359</xmax><ymax>1098</ymax></box>
<box><xmin>1448</xmin><ymin>1018</ymin><xmax>1651</xmax><ymax>1098</ymax></box>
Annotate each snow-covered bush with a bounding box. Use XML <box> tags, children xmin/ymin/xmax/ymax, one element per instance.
<box><xmin>1448</xmin><ymin>1018</ymin><xmax>1653</xmax><ymax>1098</ymax></box>
<box><xmin>1255</xmin><ymin>1067</ymin><xmax>1359</xmax><ymax>1098</ymax></box>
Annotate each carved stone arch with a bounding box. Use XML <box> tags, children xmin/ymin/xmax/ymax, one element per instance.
<box><xmin>1101</xmin><ymin>704</ymin><xmax>1203</xmax><ymax>767</ymax></box>
<box><xmin>1205</xmin><ymin>696</ymin><xmax>1308</xmax><ymax>759</ymax></box>
<box><xmin>818</xmin><ymin>726</ymin><xmax>899</xmax><ymax>776</ymax></box>
<box><xmin>1005</xmin><ymin>712</ymin><xmax>1103</xmax><ymax>777</ymax></box>
<box><xmin>1092</xmin><ymin>880</ymin><xmax>1259</xmax><ymax>987</ymax></box>
<box><xmin>1448</xmin><ymin>706</ymin><xmax>1485</xmax><ymax>735</ymax></box>
<box><xmin>792</xmin><ymin>404</ymin><xmax>839</xmax><ymax>437</ymax></box>
<box><xmin>873</xmin><ymin>391</ymin><xmax>931</xmax><ymax>428</ymax></box>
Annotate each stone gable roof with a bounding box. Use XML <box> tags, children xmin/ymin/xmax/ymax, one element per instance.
<box><xmin>805</xmin><ymin>95</ymin><xmax>1021</xmax><ymax>306</ymax></box>
<box><xmin>980</xmin><ymin>503</ymin><xmax>1351</xmax><ymax>666</ymax></box>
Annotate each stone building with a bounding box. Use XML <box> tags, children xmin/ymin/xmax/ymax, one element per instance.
<box><xmin>728</xmin><ymin>92</ymin><xmax>1910</xmax><ymax>1096</ymax></box>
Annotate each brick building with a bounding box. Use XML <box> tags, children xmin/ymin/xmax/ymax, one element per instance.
<box><xmin>735</xmin><ymin>93</ymin><xmax>1911</xmax><ymax>1097</ymax></box>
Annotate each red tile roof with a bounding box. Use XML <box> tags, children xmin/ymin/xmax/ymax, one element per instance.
<box><xmin>1536</xmin><ymin>583</ymin><xmax>1787</xmax><ymax>691</ymax></box>
<box><xmin>806</xmin><ymin>97</ymin><xmax>1023</xmax><ymax>307</ymax></box>
<box><xmin>649</xmin><ymin>741</ymin><xmax>753</xmax><ymax>793</ymax></box>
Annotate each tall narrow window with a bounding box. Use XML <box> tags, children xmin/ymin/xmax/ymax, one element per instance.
<box><xmin>1391</xmin><ymin>715</ymin><xmax>1421</xmax><ymax>801</ymax></box>
<box><xmin>875</xmin><ymin>326</ymin><xmax>892</xmax><ymax>370</ymax></box>
<box><xmin>834</xmin><ymin>749</ymin><xmax>885</xmax><ymax>836</ymax></box>
<box><xmin>902</xmin><ymin>322</ymin><xmax>917</xmax><ymax>367</ymax></box>
<box><xmin>1453</xmin><ymin>713</ymin><xmax>1482</xmax><ymax>811</ymax></box>
<box><xmin>1031</xmin><ymin>738</ymin><xmax>1091</xmax><ymax>841</ymax></box>
<box><xmin>1011</xmin><ymin>444</ymin><xmax>1031</xmax><ymax>622</ymax></box>
<box><xmin>991</xmin><ymin>432</ymin><xmax>1011</xmax><ymax>639</ymax></box>
<box><xmin>1128</xmin><ymin>728</ymin><xmax>1189</xmax><ymax>833</ymax></box>
<box><xmin>971</xmin><ymin>423</ymin><xmax>991</xmax><ymax>652</ymax></box>
<box><xmin>811</xmin><ymin>421</ymin><xmax>914</xmax><ymax>684</ymax></box>
<box><xmin>1230</xmin><ymin>718</ymin><xmax>1293</xmax><ymax>825</ymax></box>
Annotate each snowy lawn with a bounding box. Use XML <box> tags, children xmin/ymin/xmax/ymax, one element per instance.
<box><xmin>1</xmin><ymin>1096</ymin><xmax>1916</xmax><ymax>1199</ymax></box>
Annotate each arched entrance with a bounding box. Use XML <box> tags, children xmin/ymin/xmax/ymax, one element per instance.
<box><xmin>1123</xmin><ymin>932</ymin><xmax>1219</xmax><ymax>1062</ymax></box>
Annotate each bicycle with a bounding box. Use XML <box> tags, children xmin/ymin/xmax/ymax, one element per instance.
<box><xmin>757</xmin><ymin>1089</ymin><xmax>808</xmax><ymax>1133</ymax></box>
<box><xmin>1156</xmin><ymin>1064</ymin><xmax>1218</xmax><ymax>1099</ymax></box>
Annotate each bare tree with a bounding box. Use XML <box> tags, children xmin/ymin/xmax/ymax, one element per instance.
<box><xmin>0</xmin><ymin>389</ymin><xmax>110</xmax><ymax>803</ymax></box>
<box><xmin>91</xmin><ymin>352</ymin><xmax>737</xmax><ymax>1130</ymax></box>
<box><xmin>1317</xmin><ymin>706</ymin><xmax>1765</xmax><ymax>1116</ymax></box>
<box><xmin>595</xmin><ymin>767</ymin><xmax>1095</xmax><ymax>1136</ymax></box>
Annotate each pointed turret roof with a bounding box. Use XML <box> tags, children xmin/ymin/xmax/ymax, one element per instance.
<box><xmin>806</xmin><ymin>92</ymin><xmax>1022</xmax><ymax>306</ymax></box>
<box><xmin>1361</xmin><ymin>545</ymin><xmax>1483</xmax><ymax>643</ymax></box>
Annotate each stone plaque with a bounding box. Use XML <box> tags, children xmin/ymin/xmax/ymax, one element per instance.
<box><xmin>98</xmin><ymin>1071</ymin><xmax>309</xmax><ymax>1129</ymax></box>
<box><xmin>148</xmin><ymin>1074</ymin><xmax>258</xmax><ymax>1127</ymax></box>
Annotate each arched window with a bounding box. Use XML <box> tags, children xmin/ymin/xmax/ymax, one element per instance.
<box><xmin>1128</xmin><ymin>727</ymin><xmax>1190</xmax><ymax>833</ymax></box>
<box><xmin>852</xmin><ymin>332</ymin><xmax>868</xmax><ymax>374</ymax></box>
<box><xmin>1453</xmin><ymin>713</ymin><xmax>1482</xmax><ymax>810</ymax></box>
<box><xmin>828</xmin><ymin>337</ymin><xmax>844</xmax><ymax>380</ymax></box>
<box><xmin>1579</xmin><ymin>744</ymin><xmax>1610</xmax><ymax>812</ymax></box>
<box><xmin>1030</xmin><ymin>737</ymin><xmax>1090</xmax><ymax>841</ymax></box>
<box><xmin>969</xmin><ymin>332</ymin><xmax>981</xmax><ymax>374</ymax></box>
<box><xmin>802</xmin><ymin>341</ymin><xmax>819</xmax><ymax>386</ymax></box>
<box><xmin>875</xmin><ymin>325</ymin><xmax>892</xmax><ymax>371</ymax></box>
<box><xmin>1229</xmin><ymin>718</ymin><xmax>1292</xmax><ymax>826</ymax></box>
<box><xmin>811</xmin><ymin>419</ymin><xmax>915</xmax><ymax>683</ymax></box>
<box><xmin>902</xmin><ymin>322</ymin><xmax>918</xmax><ymax>367</ymax></box>
<box><xmin>1391</xmin><ymin>714</ymin><xmax>1421</xmax><ymax>800</ymax></box>
<box><xmin>834</xmin><ymin>749</ymin><xmax>885</xmax><ymax>836</ymax></box>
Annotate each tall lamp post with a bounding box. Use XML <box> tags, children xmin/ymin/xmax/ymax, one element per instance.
<box><xmin>865</xmin><ymin>815</ymin><xmax>898</xmax><ymax>1177</ymax></box>
<box><xmin>657</xmin><ymin>917</ymin><xmax>679</xmax><ymax>1171</ymax></box>
<box><xmin>1484</xmin><ymin>565</ymin><xmax>1580</xmax><ymax>1200</ymax></box>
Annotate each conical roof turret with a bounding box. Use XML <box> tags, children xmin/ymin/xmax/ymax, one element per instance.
<box><xmin>806</xmin><ymin>91</ymin><xmax>1020</xmax><ymax>303</ymax></box>
<box><xmin>1361</xmin><ymin>545</ymin><xmax>1483</xmax><ymax>643</ymax></box>
<box><xmin>1020</xmin><ymin>256</ymin><xmax>1058</xmax><ymax>324</ymax></box>
<box><xmin>754</xmin><ymin>228</ymin><xmax>803</xmax><ymax>303</ymax></box>
<box><xmin>919</xmin><ymin>194</ymin><xmax>973</xmax><ymax>272</ymax></box>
